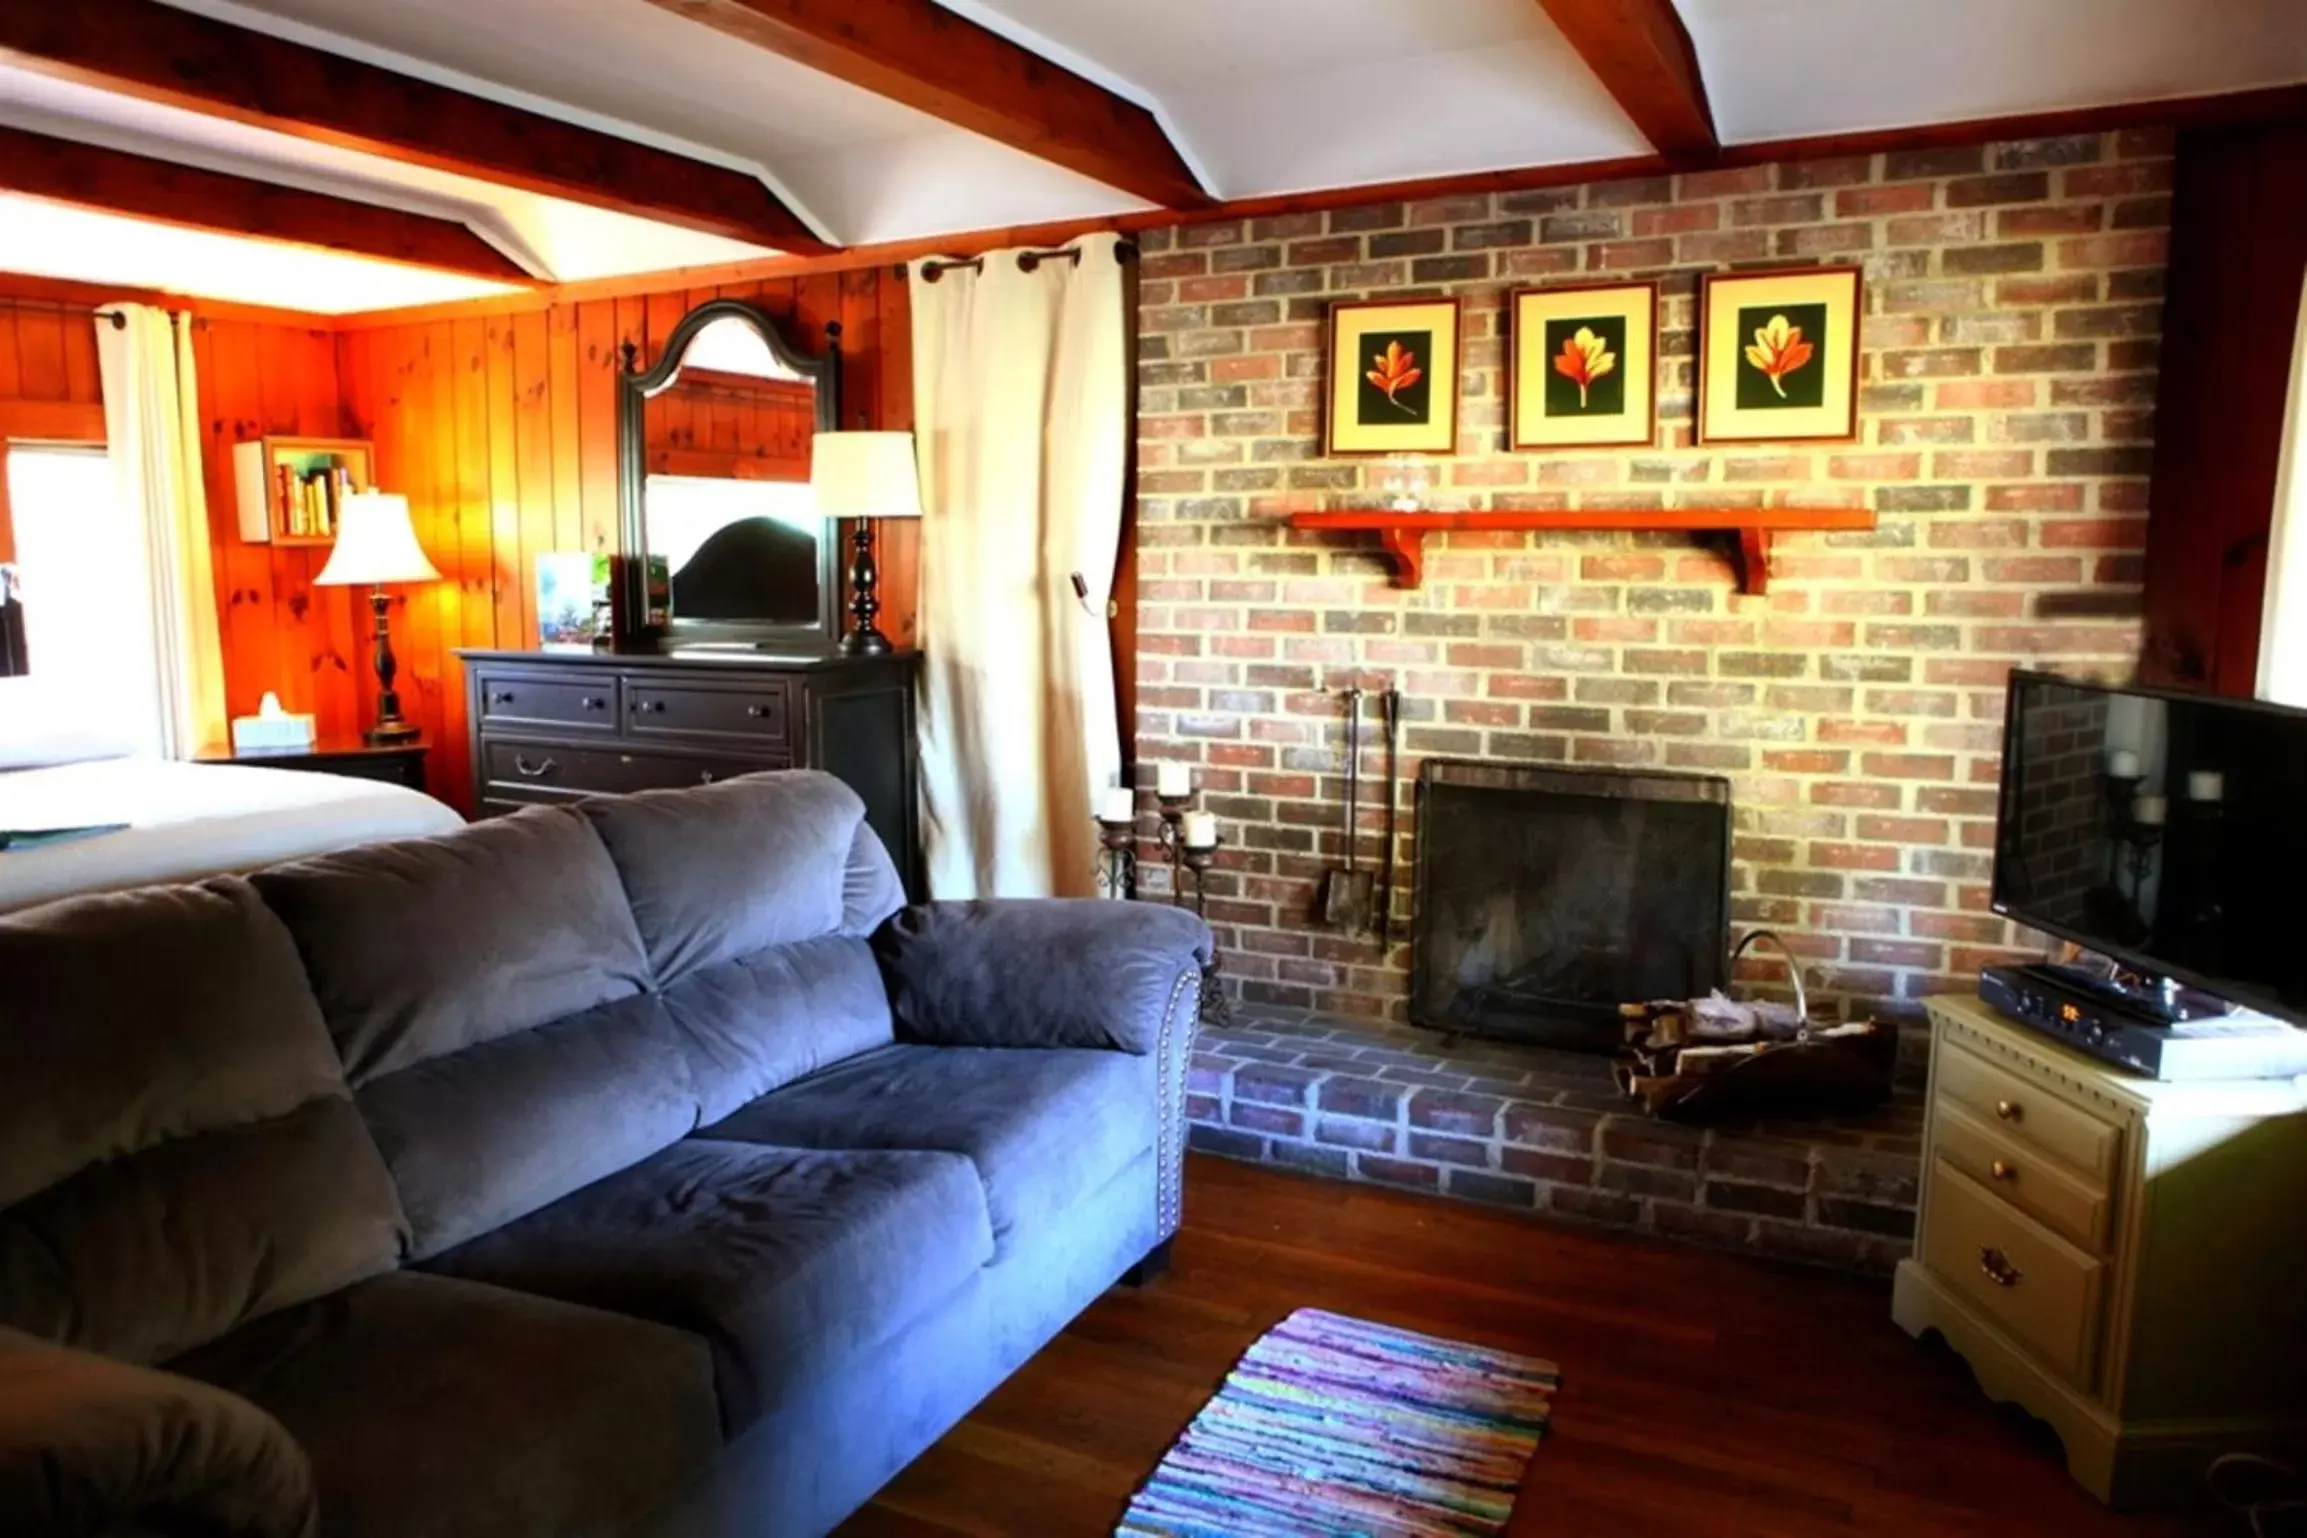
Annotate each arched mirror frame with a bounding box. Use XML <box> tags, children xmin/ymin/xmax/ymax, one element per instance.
<box><xmin>618</xmin><ymin>299</ymin><xmax>843</xmax><ymax>649</ymax></box>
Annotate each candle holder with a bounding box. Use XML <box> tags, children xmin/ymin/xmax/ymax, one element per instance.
<box><xmin>1155</xmin><ymin>791</ymin><xmax>1193</xmax><ymax>903</ymax></box>
<box><xmin>1094</xmin><ymin>815</ymin><xmax>1137</xmax><ymax>901</ymax></box>
<box><xmin>1177</xmin><ymin>835</ymin><xmax>1233</xmax><ymax>1028</ymax></box>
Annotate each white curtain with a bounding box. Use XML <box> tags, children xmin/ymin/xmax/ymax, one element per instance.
<box><xmin>2258</xmin><ymin>270</ymin><xmax>2307</xmax><ymax>707</ymax></box>
<box><xmin>910</xmin><ymin>234</ymin><xmax>1129</xmax><ymax>897</ymax></box>
<box><xmin>96</xmin><ymin>304</ymin><xmax>227</xmax><ymax>759</ymax></box>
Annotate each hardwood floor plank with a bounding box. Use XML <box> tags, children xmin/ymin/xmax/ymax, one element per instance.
<box><xmin>839</xmin><ymin>1157</ymin><xmax>2209</xmax><ymax>1537</ymax></box>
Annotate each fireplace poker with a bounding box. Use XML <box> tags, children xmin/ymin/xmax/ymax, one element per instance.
<box><xmin>1379</xmin><ymin>684</ymin><xmax>1401</xmax><ymax>946</ymax></box>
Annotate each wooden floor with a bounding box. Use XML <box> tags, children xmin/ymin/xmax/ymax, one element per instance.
<box><xmin>838</xmin><ymin>1156</ymin><xmax>2220</xmax><ymax>1538</ymax></box>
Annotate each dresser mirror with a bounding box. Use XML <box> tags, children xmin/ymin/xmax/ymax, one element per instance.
<box><xmin>619</xmin><ymin>299</ymin><xmax>842</xmax><ymax>648</ymax></box>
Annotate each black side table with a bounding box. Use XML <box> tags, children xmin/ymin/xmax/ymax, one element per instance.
<box><xmin>197</xmin><ymin>738</ymin><xmax>429</xmax><ymax>795</ymax></box>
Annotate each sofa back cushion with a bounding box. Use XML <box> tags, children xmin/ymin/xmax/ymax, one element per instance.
<box><xmin>253</xmin><ymin>807</ymin><xmax>699</xmax><ymax>1259</ymax></box>
<box><xmin>0</xmin><ymin>879</ymin><xmax>406</xmax><ymax>1363</ymax></box>
<box><xmin>581</xmin><ymin>772</ymin><xmax>907</xmax><ymax>1122</ymax></box>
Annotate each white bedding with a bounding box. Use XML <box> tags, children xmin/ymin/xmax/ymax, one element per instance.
<box><xmin>0</xmin><ymin>758</ymin><xmax>465</xmax><ymax>914</ymax></box>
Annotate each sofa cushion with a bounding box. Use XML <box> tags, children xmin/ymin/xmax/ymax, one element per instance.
<box><xmin>357</xmin><ymin>992</ymin><xmax>701</xmax><ymax>1260</ymax></box>
<box><xmin>171</xmin><ymin>1271</ymin><xmax>720</xmax><ymax>1538</ymax></box>
<box><xmin>703</xmin><ymin>1045</ymin><xmax>1157</xmax><ymax>1258</ymax></box>
<box><xmin>0</xmin><ymin>879</ymin><xmax>405</xmax><ymax>1364</ymax></box>
<box><xmin>578</xmin><ymin>770</ymin><xmax>904</xmax><ymax>986</ymax></box>
<box><xmin>659</xmin><ymin>934</ymin><xmax>895</xmax><ymax>1126</ymax></box>
<box><xmin>250</xmin><ymin>804</ymin><xmax>651</xmax><ymax>1086</ymax></box>
<box><xmin>426</xmin><ymin>1139</ymin><xmax>992</xmax><ymax>1433</ymax></box>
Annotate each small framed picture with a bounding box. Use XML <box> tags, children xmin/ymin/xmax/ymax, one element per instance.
<box><xmin>1511</xmin><ymin>280</ymin><xmax>1658</xmax><ymax>450</ymax></box>
<box><xmin>1697</xmin><ymin>265</ymin><xmax>1863</xmax><ymax>444</ymax></box>
<box><xmin>1325</xmin><ymin>298</ymin><xmax>1462</xmax><ymax>456</ymax></box>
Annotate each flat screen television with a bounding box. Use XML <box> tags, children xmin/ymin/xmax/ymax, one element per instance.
<box><xmin>1994</xmin><ymin>670</ymin><xmax>2307</xmax><ymax>1028</ymax></box>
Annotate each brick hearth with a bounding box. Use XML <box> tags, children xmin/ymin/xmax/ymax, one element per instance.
<box><xmin>1185</xmin><ymin>1004</ymin><xmax>1925</xmax><ymax>1273</ymax></box>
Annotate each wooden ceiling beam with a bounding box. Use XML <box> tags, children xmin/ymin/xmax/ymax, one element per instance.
<box><xmin>0</xmin><ymin>0</ymin><xmax>832</xmax><ymax>255</ymax></box>
<box><xmin>0</xmin><ymin>126</ymin><xmax>539</xmax><ymax>286</ymax></box>
<box><xmin>646</xmin><ymin>0</ymin><xmax>1212</xmax><ymax>209</ymax></box>
<box><xmin>1538</xmin><ymin>0</ymin><xmax>1718</xmax><ymax>156</ymax></box>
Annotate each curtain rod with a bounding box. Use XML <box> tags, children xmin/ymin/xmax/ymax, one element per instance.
<box><xmin>0</xmin><ymin>296</ymin><xmax>131</xmax><ymax>328</ymax></box>
<box><xmin>906</xmin><ymin>238</ymin><xmax>1140</xmax><ymax>284</ymax></box>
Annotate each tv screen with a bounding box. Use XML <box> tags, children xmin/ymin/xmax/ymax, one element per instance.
<box><xmin>1994</xmin><ymin>671</ymin><xmax>2307</xmax><ymax>1028</ymax></box>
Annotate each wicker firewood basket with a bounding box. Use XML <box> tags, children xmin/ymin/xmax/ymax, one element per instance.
<box><xmin>1612</xmin><ymin>930</ymin><xmax>1897</xmax><ymax>1123</ymax></box>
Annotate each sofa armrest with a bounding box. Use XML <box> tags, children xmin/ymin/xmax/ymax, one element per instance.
<box><xmin>873</xmin><ymin>899</ymin><xmax>1210</xmax><ymax>1055</ymax></box>
<box><xmin>0</xmin><ymin>1328</ymin><xmax>316</xmax><ymax>1538</ymax></box>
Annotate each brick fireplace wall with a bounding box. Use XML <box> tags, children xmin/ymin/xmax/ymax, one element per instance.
<box><xmin>1134</xmin><ymin>128</ymin><xmax>2171</xmax><ymax>1027</ymax></box>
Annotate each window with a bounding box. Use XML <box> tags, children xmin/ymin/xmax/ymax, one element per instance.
<box><xmin>0</xmin><ymin>445</ymin><xmax>162</xmax><ymax>757</ymax></box>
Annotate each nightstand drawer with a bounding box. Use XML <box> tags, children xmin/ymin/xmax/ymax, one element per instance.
<box><xmin>1923</xmin><ymin>1160</ymin><xmax>2105</xmax><ymax>1388</ymax></box>
<box><xmin>474</xmin><ymin>673</ymin><xmax>618</xmax><ymax>732</ymax></box>
<box><xmin>1934</xmin><ymin>1101</ymin><xmax>2111</xmax><ymax>1252</ymax></box>
<box><xmin>1937</xmin><ymin>1043</ymin><xmax>2121</xmax><ymax>1183</ymax></box>
<box><xmin>622</xmin><ymin>681</ymin><xmax>789</xmax><ymax>745</ymax></box>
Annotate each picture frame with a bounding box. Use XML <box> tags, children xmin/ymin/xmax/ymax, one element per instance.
<box><xmin>1324</xmin><ymin>298</ymin><xmax>1462</xmax><ymax>457</ymax></box>
<box><xmin>1510</xmin><ymin>280</ymin><xmax>1658</xmax><ymax>450</ymax></box>
<box><xmin>1697</xmin><ymin>265</ymin><xmax>1863</xmax><ymax>445</ymax></box>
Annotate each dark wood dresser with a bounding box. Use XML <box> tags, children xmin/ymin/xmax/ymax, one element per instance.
<box><xmin>456</xmin><ymin>649</ymin><xmax>919</xmax><ymax>892</ymax></box>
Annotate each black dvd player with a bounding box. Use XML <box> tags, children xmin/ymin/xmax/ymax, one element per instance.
<box><xmin>1979</xmin><ymin>964</ymin><xmax>2307</xmax><ymax>1081</ymax></box>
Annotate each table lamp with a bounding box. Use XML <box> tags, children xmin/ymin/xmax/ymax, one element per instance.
<box><xmin>810</xmin><ymin>430</ymin><xmax>923</xmax><ymax>655</ymax></box>
<box><xmin>315</xmin><ymin>491</ymin><xmax>440</xmax><ymax>744</ymax></box>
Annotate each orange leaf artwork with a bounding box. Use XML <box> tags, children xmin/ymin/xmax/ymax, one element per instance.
<box><xmin>1743</xmin><ymin>313</ymin><xmax>1816</xmax><ymax>398</ymax></box>
<box><xmin>1365</xmin><ymin>340</ymin><xmax>1423</xmax><ymax>416</ymax></box>
<box><xmin>1551</xmin><ymin>326</ymin><xmax>1616</xmax><ymax>409</ymax></box>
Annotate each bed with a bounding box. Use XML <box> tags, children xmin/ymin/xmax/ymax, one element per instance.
<box><xmin>0</xmin><ymin>756</ymin><xmax>465</xmax><ymax>915</ymax></box>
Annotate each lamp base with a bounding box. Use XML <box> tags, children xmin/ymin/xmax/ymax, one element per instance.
<box><xmin>838</xmin><ymin>627</ymin><xmax>893</xmax><ymax>657</ymax></box>
<box><xmin>363</xmin><ymin>718</ymin><xmax>421</xmax><ymax>746</ymax></box>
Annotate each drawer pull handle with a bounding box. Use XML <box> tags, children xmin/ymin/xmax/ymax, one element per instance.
<box><xmin>1994</xmin><ymin>1099</ymin><xmax>2022</xmax><ymax>1122</ymax></box>
<box><xmin>582</xmin><ymin>696</ymin><xmax>606</xmax><ymax>710</ymax></box>
<box><xmin>1978</xmin><ymin>1246</ymin><xmax>2021</xmax><ymax>1288</ymax></box>
<box><xmin>489</xmin><ymin>691</ymin><xmax>515</xmax><ymax>706</ymax></box>
<box><xmin>512</xmin><ymin>755</ymin><xmax>558</xmax><ymax>779</ymax></box>
<box><xmin>746</xmin><ymin>704</ymin><xmax>766</xmax><ymax>719</ymax></box>
<box><xmin>699</xmin><ymin>770</ymin><xmax>716</xmax><ymax>784</ymax></box>
<box><xmin>635</xmin><ymin>699</ymin><xmax>667</xmax><ymax>714</ymax></box>
<box><xmin>1990</xmin><ymin>1159</ymin><xmax>2016</xmax><ymax>1182</ymax></box>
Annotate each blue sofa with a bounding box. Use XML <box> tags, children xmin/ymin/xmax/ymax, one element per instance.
<box><xmin>0</xmin><ymin>771</ymin><xmax>1209</xmax><ymax>1537</ymax></box>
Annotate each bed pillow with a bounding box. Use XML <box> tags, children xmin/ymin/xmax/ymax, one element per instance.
<box><xmin>0</xmin><ymin>682</ymin><xmax>133</xmax><ymax>771</ymax></box>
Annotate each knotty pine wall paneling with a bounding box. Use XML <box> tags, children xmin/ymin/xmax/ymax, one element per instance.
<box><xmin>332</xmin><ymin>268</ymin><xmax>915</xmax><ymax>813</ymax></box>
<box><xmin>0</xmin><ymin>294</ymin><xmax>106</xmax><ymax>562</ymax></box>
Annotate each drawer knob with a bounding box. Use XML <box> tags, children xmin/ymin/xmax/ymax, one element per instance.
<box><xmin>582</xmin><ymin>696</ymin><xmax>606</xmax><ymax>710</ymax></box>
<box><xmin>513</xmin><ymin>754</ymin><xmax>558</xmax><ymax>779</ymax></box>
<box><xmin>746</xmin><ymin>704</ymin><xmax>766</xmax><ymax>718</ymax></box>
<box><xmin>1978</xmin><ymin>1246</ymin><xmax>2022</xmax><ymax>1288</ymax></box>
<box><xmin>699</xmin><ymin>770</ymin><xmax>716</xmax><ymax>785</ymax></box>
<box><xmin>1994</xmin><ymin>1099</ymin><xmax>2022</xmax><ymax>1122</ymax></box>
<box><xmin>635</xmin><ymin>699</ymin><xmax>667</xmax><ymax>714</ymax></box>
<box><xmin>489</xmin><ymin>691</ymin><xmax>515</xmax><ymax>706</ymax></box>
<box><xmin>1990</xmin><ymin>1159</ymin><xmax>2017</xmax><ymax>1182</ymax></box>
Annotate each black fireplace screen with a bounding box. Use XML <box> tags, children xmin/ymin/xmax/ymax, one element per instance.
<box><xmin>1409</xmin><ymin>760</ymin><xmax>1732</xmax><ymax>1051</ymax></box>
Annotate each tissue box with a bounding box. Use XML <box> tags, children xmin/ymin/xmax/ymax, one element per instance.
<box><xmin>231</xmin><ymin>706</ymin><xmax>316</xmax><ymax>753</ymax></box>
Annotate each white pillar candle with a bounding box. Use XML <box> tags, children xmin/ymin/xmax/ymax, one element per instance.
<box><xmin>2107</xmin><ymin>748</ymin><xmax>2141</xmax><ymax>779</ymax></box>
<box><xmin>1097</xmin><ymin>787</ymin><xmax>1136</xmax><ymax>824</ymax></box>
<box><xmin>2187</xmin><ymin>770</ymin><xmax>2225</xmax><ymax>803</ymax></box>
<box><xmin>2133</xmin><ymin>794</ymin><xmax>2168</xmax><ymax>826</ymax></box>
<box><xmin>1181</xmin><ymin>811</ymin><xmax>1219</xmax><ymax>849</ymax></box>
<box><xmin>1155</xmin><ymin>762</ymin><xmax>1190</xmax><ymax>798</ymax></box>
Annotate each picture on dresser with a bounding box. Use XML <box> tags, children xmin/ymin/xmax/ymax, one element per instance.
<box><xmin>1510</xmin><ymin>281</ymin><xmax>1657</xmax><ymax>450</ymax></box>
<box><xmin>535</xmin><ymin>552</ymin><xmax>603</xmax><ymax>651</ymax></box>
<box><xmin>1697</xmin><ymin>266</ymin><xmax>1863</xmax><ymax>444</ymax></box>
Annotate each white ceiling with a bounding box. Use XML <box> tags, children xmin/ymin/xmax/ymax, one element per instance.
<box><xmin>0</xmin><ymin>0</ymin><xmax>2301</xmax><ymax>314</ymax></box>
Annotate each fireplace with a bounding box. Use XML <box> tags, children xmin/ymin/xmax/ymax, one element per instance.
<box><xmin>1409</xmin><ymin>760</ymin><xmax>1732</xmax><ymax>1051</ymax></box>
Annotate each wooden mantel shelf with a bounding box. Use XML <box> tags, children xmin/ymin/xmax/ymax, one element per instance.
<box><xmin>1286</xmin><ymin>507</ymin><xmax>1879</xmax><ymax>596</ymax></box>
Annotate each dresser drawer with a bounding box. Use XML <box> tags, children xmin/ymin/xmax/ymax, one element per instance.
<box><xmin>474</xmin><ymin>673</ymin><xmax>618</xmax><ymax>733</ymax></box>
<box><xmin>1923</xmin><ymin>1160</ymin><xmax>2106</xmax><ymax>1387</ymax></box>
<box><xmin>480</xmin><ymin>739</ymin><xmax>786</xmax><ymax>800</ymax></box>
<box><xmin>623</xmin><ymin>680</ymin><xmax>789</xmax><ymax>746</ymax></box>
<box><xmin>1935</xmin><ymin>1101</ymin><xmax>2111</xmax><ymax>1252</ymax></box>
<box><xmin>1936</xmin><ymin>1043</ymin><xmax>2122</xmax><ymax>1183</ymax></box>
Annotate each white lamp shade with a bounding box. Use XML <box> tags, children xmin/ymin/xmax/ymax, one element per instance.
<box><xmin>810</xmin><ymin>431</ymin><xmax>924</xmax><ymax>521</ymax></box>
<box><xmin>314</xmin><ymin>492</ymin><xmax>441</xmax><ymax>587</ymax></box>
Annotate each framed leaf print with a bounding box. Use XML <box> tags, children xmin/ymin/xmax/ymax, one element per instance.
<box><xmin>1511</xmin><ymin>280</ymin><xmax>1657</xmax><ymax>450</ymax></box>
<box><xmin>1697</xmin><ymin>266</ymin><xmax>1863</xmax><ymax>444</ymax></box>
<box><xmin>1325</xmin><ymin>298</ymin><xmax>1461</xmax><ymax>456</ymax></box>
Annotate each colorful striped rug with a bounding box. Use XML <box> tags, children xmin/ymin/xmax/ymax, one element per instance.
<box><xmin>1116</xmin><ymin>1308</ymin><xmax>1559</xmax><ymax>1537</ymax></box>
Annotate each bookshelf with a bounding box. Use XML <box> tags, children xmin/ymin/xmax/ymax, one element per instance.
<box><xmin>232</xmin><ymin>437</ymin><xmax>374</xmax><ymax>547</ymax></box>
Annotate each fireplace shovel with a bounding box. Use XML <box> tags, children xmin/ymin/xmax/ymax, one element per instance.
<box><xmin>1321</xmin><ymin>686</ymin><xmax>1375</xmax><ymax>932</ymax></box>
